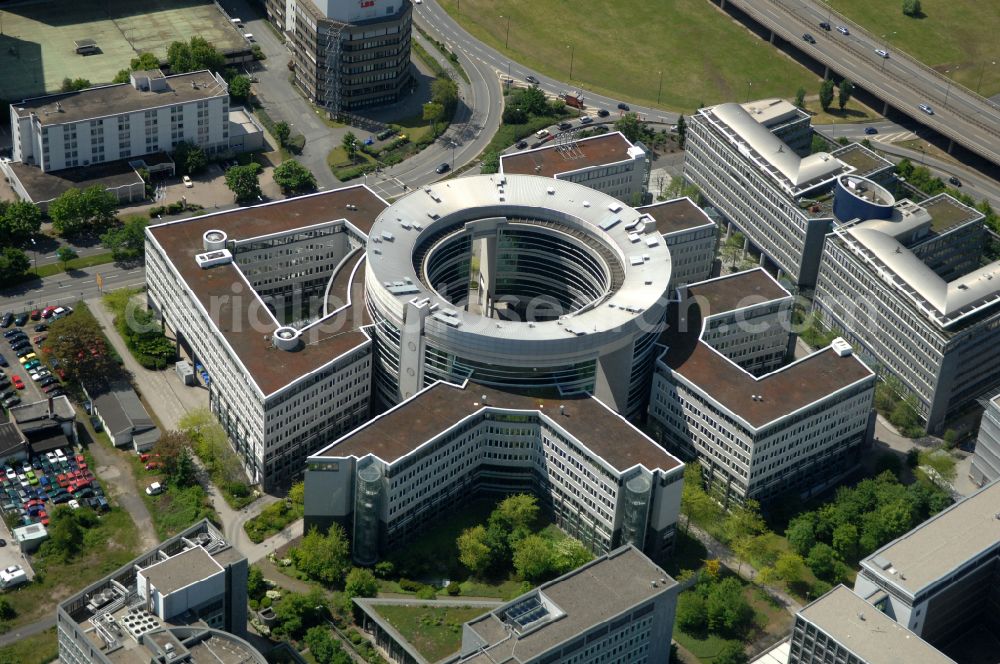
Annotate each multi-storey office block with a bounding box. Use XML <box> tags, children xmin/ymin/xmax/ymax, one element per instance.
<box><xmin>12</xmin><ymin>70</ymin><xmax>230</xmax><ymax>172</ymax></box>
<box><xmin>684</xmin><ymin>100</ymin><xmax>892</xmax><ymax>287</ymax></box>
<box><xmin>813</xmin><ymin>193</ymin><xmax>999</xmax><ymax>433</ymax></box>
<box><xmin>648</xmin><ymin>269</ymin><xmax>876</xmax><ymax>504</ymax></box>
<box><xmin>145</xmin><ymin>187</ymin><xmax>388</xmax><ymax>489</ymax></box>
<box><xmin>304</xmin><ymin>381</ymin><xmax>684</xmax><ymax>566</ymax></box>
<box><xmin>500</xmin><ymin>132</ymin><xmax>650</xmax><ymax>205</ymax></box>
<box><xmin>636</xmin><ymin>197</ymin><xmax>717</xmax><ymax>292</ymax></box>
<box><xmin>971</xmin><ymin>394</ymin><xmax>1000</xmax><ymax>487</ymax></box>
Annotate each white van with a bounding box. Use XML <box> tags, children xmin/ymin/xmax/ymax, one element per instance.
<box><xmin>244</xmin><ymin>33</ymin><xmax>255</xmax><ymax>43</ymax></box>
<box><xmin>0</xmin><ymin>567</ymin><xmax>27</xmax><ymax>589</ymax></box>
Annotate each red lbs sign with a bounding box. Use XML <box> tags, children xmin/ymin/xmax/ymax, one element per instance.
<box><xmin>359</xmin><ymin>0</ymin><xmax>375</xmax><ymax>6</ymax></box>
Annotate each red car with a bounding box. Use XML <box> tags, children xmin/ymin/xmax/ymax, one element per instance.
<box><xmin>75</xmin><ymin>454</ymin><xmax>85</xmax><ymax>464</ymax></box>
<box><xmin>41</xmin><ymin>307</ymin><xmax>57</xmax><ymax>319</ymax></box>
<box><xmin>12</xmin><ymin>376</ymin><xmax>24</xmax><ymax>390</ymax></box>
<box><xmin>32</xmin><ymin>335</ymin><xmax>45</xmax><ymax>344</ymax></box>
<box><xmin>29</xmin><ymin>310</ymin><xmax>41</xmax><ymax>321</ymax></box>
<box><xmin>145</xmin><ymin>461</ymin><xmax>162</xmax><ymax>471</ymax></box>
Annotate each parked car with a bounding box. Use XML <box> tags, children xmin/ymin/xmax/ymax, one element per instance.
<box><xmin>145</xmin><ymin>461</ymin><xmax>162</xmax><ymax>471</ymax></box>
<box><xmin>0</xmin><ymin>314</ymin><xmax>11</xmax><ymax>328</ymax></box>
<box><xmin>558</xmin><ymin>121</ymin><xmax>572</xmax><ymax>131</ymax></box>
<box><xmin>3</xmin><ymin>330</ymin><xmax>22</xmax><ymax>339</ymax></box>
<box><xmin>3</xmin><ymin>397</ymin><xmax>20</xmax><ymax>408</ymax></box>
<box><xmin>0</xmin><ymin>354</ymin><xmax>7</xmax><ymax>368</ymax></box>
<box><xmin>29</xmin><ymin>310</ymin><xmax>41</xmax><ymax>321</ymax></box>
<box><xmin>33</xmin><ymin>324</ymin><xmax>47</xmax><ymax>332</ymax></box>
<box><xmin>145</xmin><ymin>482</ymin><xmax>164</xmax><ymax>496</ymax></box>
<box><xmin>40</xmin><ymin>307</ymin><xmax>57</xmax><ymax>319</ymax></box>
<box><xmin>182</xmin><ymin>175</ymin><xmax>193</xmax><ymax>188</ymax></box>
<box><xmin>13</xmin><ymin>314</ymin><xmax>27</xmax><ymax>327</ymax></box>
<box><xmin>579</xmin><ymin>115</ymin><xmax>592</xmax><ymax>124</ymax></box>
<box><xmin>515</xmin><ymin>140</ymin><xmax>528</xmax><ymax>149</ymax></box>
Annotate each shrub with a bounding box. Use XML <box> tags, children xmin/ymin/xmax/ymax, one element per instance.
<box><xmin>415</xmin><ymin>585</ymin><xmax>437</xmax><ymax>600</ymax></box>
<box><xmin>398</xmin><ymin>578</ymin><xmax>423</xmax><ymax>592</ymax></box>
<box><xmin>446</xmin><ymin>583</ymin><xmax>461</xmax><ymax>596</ymax></box>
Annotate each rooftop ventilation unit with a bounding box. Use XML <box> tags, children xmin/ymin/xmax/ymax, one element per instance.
<box><xmin>202</xmin><ymin>229</ymin><xmax>227</xmax><ymax>251</ymax></box>
<box><xmin>831</xmin><ymin>337</ymin><xmax>853</xmax><ymax>357</ymax></box>
<box><xmin>272</xmin><ymin>327</ymin><xmax>301</xmax><ymax>351</ymax></box>
<box><xmin>195</xmin><ymin>249</ymin><xmax>233</xmax><ymax>269</ymax></box>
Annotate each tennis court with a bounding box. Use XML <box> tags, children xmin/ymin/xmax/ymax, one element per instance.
<box><xmin>0</xmin><ymin>0</ymin><xmax>246</xmax><ymax>102</ymax></box>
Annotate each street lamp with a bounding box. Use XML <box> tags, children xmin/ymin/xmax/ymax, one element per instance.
<box><xmin>567</xmin><ymin>43</ymin><xmax>575</xmax><ymax>81</ymax></box>
<box><xmin>745</xmin><ymin>79</ymin><xmax>752</xmax><ymax>103</ymax></box>
<box><xmin>977</xmin><ymin>60</ymin><xmax>997</xmax><ymax>95</ymax></box>
<box><xmin>657</xmin><ymin>70</ymin><xmax>663</xmax><ymax>105</ymax></box>
<box><xmin>944</xmin><ymin>67</ymin><xmax>958</xmax><ymax>108</ymax></box>
<box><xmin>449</xmin><ymin>140</ymin><xmax>457</xmax><ymax>169</ymax></box>
<box><xmin>29</xmin><ymin>238</ymin><xmax>36</xmax><ymax>273</ymax></box>
<box><xmin>880</xmin><ymin>32</ymin><xmax>896</xmax><ymax>72</ymax></box>
<box><xmin>500</xmin><ymin>15</ymin><xmax>511</xmax><ymax>49</ymax></box>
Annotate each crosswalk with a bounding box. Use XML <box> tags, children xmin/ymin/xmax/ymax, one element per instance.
<box><xmin>873</xmin><ymin>130</ymin><xmax>918</xmax><ymax>143</ymax></box>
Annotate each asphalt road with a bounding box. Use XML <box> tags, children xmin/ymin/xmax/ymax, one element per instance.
<box><xmin>1</xmin><ymin>265</ymin><xmax>144</xmax><ymax>314</ymax></box>
<box><xmin>724</xmin><ymin>0</ymin><xmax>1000</xmax><ymax>166</ymax></box>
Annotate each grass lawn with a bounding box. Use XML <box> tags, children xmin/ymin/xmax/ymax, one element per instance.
<box><xmin>1</xmin><ymin>509</ymin><xmax>140</xmax><ymax>630</ymax></box>
<box><xmin>673</xmin><ymin>629</ymin><xmax>742</xmax><ymax>663</ymax></box>
<box><xmin>829</xmin><ymin>0</ymin><xmax>1000</xmax><ymax>97</ymax></box>
<box><xmin>802</xmin><ymin>96</ymin><xmax>880</xmax><ymax>125</ymax></box>
<box><xmin>437</xmin><ymin>0</ymin><xmax>817</xmax><ymax>111</ymax></box>
<box><xmin>327</xmin><ymin>146</ymin><xmax>377</xmax><ymax>173</ymax></box>
<box><xmin>0</xmin><ymin>628</ymin><xmax>59</xmax><ymax>664</ymax></box>
<box><xmin>245</xmin><ymin>498</ymin><xmax>304</xmax><ymax>543</ymax></box>
<box><xmin>390</xmin><ymin>114</ymin><xmax>434</xmax><ymax>145</ymax></box>
<box><xmin>371</xmin><ymin>604</ymin><xmax>486</xmax><ymax>662</ymax></box>
<box><xmin>129</xmin><ymin>453</ymin><xmax>218</xmax><ymax>540</ymax></box>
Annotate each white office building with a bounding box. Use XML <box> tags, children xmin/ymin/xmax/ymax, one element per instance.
<box><xmin>145</xmin><ymin>187</ymin><xmax>387</xmax><ymax>489</ymax></box>
<box><xmin>812</xmin><ymin>192</ymin><xmax>999</xmax><ymax>433</ymax></box>
<box><xmin>970</xmin><ymin>394</ymin><xmax>1000</xmax><ymax>487</ymax></box>
<box><xmin>648</xmin><ymin>269</ymin><xmax>876</xmax><ymax>504</ymax></box>
<box><xmin>684</xmin><ymin>98</ymin><xmax>892</xmax><ymax>287</ymax></box>
<box><xmin>636</xmin><ymin>197</ymin><xmax>717</xmax><ymax>291</ymax></box>
<box><xmin>11</xmin><ymin>70</ymin><xmax>230</xmax><ymax>172</ymax></box>
<box><xmin>500</xmin><ymin>132</ymin><xmax>649</xmax><ymax>205</ymax></box>
<box><xmin>304</xmin><ymin>380</ymin><xmax>684</xmax><ymax>565</ymax></box>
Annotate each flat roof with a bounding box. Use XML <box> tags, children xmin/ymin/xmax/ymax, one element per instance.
<box><xmin>500</xmin><ymin>132</ymin><xmax>638</xmax><ymax>179</ymax></box>
<box><xmin>140</xmin><ymin>545</ymin><xmax>223</xmax><ymax>595</ymax></box>
<box><xmin>922</xmin><ymin>194</ymin><xmax>984</xmax><ymax>233</ymax></box>
<box><xmin>831</xmin><ymin>143</ymin><xmax>893</xmax><ymax>178</ymax></box>
<box><xmin>798</xmin><ymin>585</ymin><xmax>954</xmax><ymax>664</ymax></box>
<box><xmin>637</xmin><ymin>197</ymin><xmax>715</xmax><ymax>236</ymax></box>
<box><xmin>461</xmin><ymin>546</ymin><xmax>674</xmax><ymax>663</ymax></box>
<box><xmin>660</xmin><ymin>270</ymin><xmax>874</xmax><ymax>429</ymax></box>
<box><xmin>313</xmin><ymin>381</ymin><xmax>681</xmax><ymax>474</ymax></box>
<box><xmin>860</xmin><ymin>479</ymin><xmax>1000</xmax><ymax>597</ymax></box>
<box><xmin>13</xmin><ymin>71</ymin><xmax>226</xmax><ymax>126</ymax></box>
<box><xmin>7</xmin><ymin>159</ymin><xmax>143</xmax><ymax>204</ymax></box>
<box><xmin>147</xmin><ymin>187</ymin><xmax>387</xmax><ymax>396</ymax></box>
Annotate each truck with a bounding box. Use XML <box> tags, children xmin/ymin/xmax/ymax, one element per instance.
<box><xmin>562</xmin><ymin>91</ymin><xmax>585</xmax><ymax>109</ymax></box>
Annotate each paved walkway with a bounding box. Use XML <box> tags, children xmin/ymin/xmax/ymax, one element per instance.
<box><xmin>86</xmin><ymin>433</ymin><xmax>159</xmax><ymax>551</ymax></box>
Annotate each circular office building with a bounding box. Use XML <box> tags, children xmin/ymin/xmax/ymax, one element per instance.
<box><xmin>365</xmin><ymin>174</ymin><xmax>672</xmax><ymax>418</ymax></box>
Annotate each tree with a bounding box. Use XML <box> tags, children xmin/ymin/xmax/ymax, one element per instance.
<box><xmin>273</xmin><ymin>121</ymin><xmax>291</xmax><ymax>147</ymax></box>
<box><xmin>614</xmin><ymin>112</ymin><xmax>643</xmax><ymax>142</ymax></box>
<box><xmin>811</xmin><ymin>134</ymin><xmax>829</xmax><ymax>154</ymax></box>
<box><xmin>344</xmin><ymin>567</ymin><xmax>379</xmax><ymax>599</ymax></box>
<box><xmin>724</xmin><ymin>499</ymin><xmax>765</xmax><ymax>545</ymax></box>
<box><xmin>341</xmin><ymin>132</ymin><xmax>359</xmax><ymax>162</ymax></box>
<box><xmin>43</xmin><ymin>309</ymin><xmax>117</xmax><ymax>386</ymax></box>
<box><xmin>838</xmin><ymin>79</ymin><xmax>854</xmax><ymax>111</ymax></box>
<box><xmin>225</xmin><ymin>163</ymin><xmax>263</xmax><ymax>204</ymax></box>
<box><xmin>61</xmin><ymin>78</ymin><xmax>91</xmax><ymax>92</ymax></box>
<box><xmin>291</xmin><ymin>526</ymin><xmax>351</xmax><ymax>586</ymax></box>
<box><xmin>247</xmin><ymin>566</ymin><xmax>267</xmax><ymax>600</ymax></box>
<box><xmin>831</xmin><ymin>522</ymin><xmax>859</xmax><ymax>561</ymax></box>
<box><xmin>774</xmin><ymin>552</ymin><xmax>807</xmax><ymax>585</ymax></box>
<box><xmin>56</xmin><ymin>246</ymin><xmax>78</xmax><ymax>270</ymax></box>
<box><xmin>431</xmin><ymin>74</ymin><xmax>459</xmax><ymax>113</ymax></box>
<box><xmin>794</xmin><ymin>87</ymin><xmax>807</xmax><ymax>109</ymax></box>
<box><xmin>705</xmin><ymin>577</ymin><xmax>753</xmax><ymax>636</ymax></box>
<box><xmin>501</xmin><ymin>106</ymin><xmax>528</xmax><ymax>124</ymax></box>
<box><xmin>515</xmin><ymin>86</ymin><xmax>548</xmax><ymax>116</ymax></box>
<box><xmin>676</xmin><ymin>114</ymin><xmax>687</xmax><ymax>149</ymax></box>
<box><xmin>272</xmin><ymin>588</ymin><xmax>328</xmax><ymax>640</ymax></box>
<box><xmin>721</xmin><ymin>232</ymin><xmax>745</xmax><ymax>268</ymax></box>
<box><xmin>48</xmin><ymin>186</ymin><xmax>118</xmax><ymax>236</ymax></box>
<box><xmin>902</xmin><ymin>0</ymin><xmax>921</xmax><ymax>17</ymax></box>
<box><xmin>806</xmin><ymin>542</ymin><xmax>841</xmax><ymax>581</ymax></box>
<box><xmin>675</xmin><ymin>592</ymin><xmax>707</xmax><ymax>633</ymax></box>
<box><xmin>273</xmin><ymin>160</ymin><xmax>317</xmax><ymax>195</ymax></box>
<box><xmin>512</xmin><ymin>534</ymin><xmax>554</xmax><ymax>582</ymax></box>
<box><xmin>113</xmin><ymin>69</ymin><xmax>132</xmax><ymax>84</ymax></box>
<box><xmin>480</xmin><ymin>149</ymin><xmax>500</xmax><ymax>175</ymax></box>
<box><xmin>42</xmin><ymin>505</ymin><xmax>94</xmax><ymax>562</ymax></box>
<box><xmin>490</xmin><ymin>494</ymin><xmax>539</xmax><ymax>547</ymax></box>
<box><xmin>457</xmin><ymin>524</ymin><xmax>492</xmax><ymax>575</ymax></box>
<box><xmin>0</xmin><ymin>201</ymin><xmax>42</xmax><ymax>245</ymax></box>
<box><xmin>551</xmin><ymin>538</ymin><xmax>592</xmax><ymax>574</ymax></box>
<box><xmin>0</xmin><ymin>597</ymin><xmax>16</xmax><ymax>621</ymax></box>
<box><xmin>786</xmin><ymin>514</ymin><xmax>817</xmax><ymax>556</ymax></box>
<box><xmin>130</xmin><ymin>52</ymin><xmax>161</xmax><ymax>71</ymax></box>
<box><xmin>152</xmin><ymin>431</ymin><xmax>198</xmax><ymax>487</ymax></box>
<box><xmin>422</xmin><ymin>102</ymin><xmax>445</xmax><ymax>132</ymax></box>
<box><xmin>305</xmin><ymin>626</ymin><xmax>351</xmax><ymax>664</ymax></box>
<box><xmin>167</xmin><ymin>37</ymin><xmax>225</xmax><ymax>74</ymax></box>
<box><xmin>714</xmin><ymin>643</ymin><xmax>749</xmax><ymax>664</ymax></box>
<box><xmin>229</xmin><ymin>75</ymin><xmax>252</xmax><ymax>102</ymax></box>
<box><xmin>101</xmin><ymin>215</ymin><xmax>149</xmax><ymax>263</ymax></box>
<box><xmin>819</xmin><ymin>79</ymin><xmax>836</xmax><ymax>112</ymax></box>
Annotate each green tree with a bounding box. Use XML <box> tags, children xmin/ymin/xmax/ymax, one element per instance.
<box><xmin>152</xmin><ymin>431</ymin><xmax>198</xmax><ymax>487</ymax></box>
<box><xmin>56</xmin><ymin>246</ymin><xmax>78</xmax><ymax>269</ymax></box>
<box><xmin>130</xmin><ymin>52</ymin><xmax>161</xmax><ymax>71</ymax></box>
<box><xmin>838</xmin><ymin>79</ymin><xmax>854</xmax><ymax>111</ymax></box>
<box><xmin>515</xmin><ymin>86</ymin><xmax>549</xmax><ymax>116</ymax></box>
<box><xmin>101</xmin><ymin>215</ymin><xmax>149</xmax><ymax>262</ymax></box>
<box><xmin>831</xmin><ymin>522</ymin><xmax>859</xmax><ymax>561</ymax></box>
<box><xmin>811</xmin><ymin>134</ymin><xmax>829</xmax><ymax>154</ymax></box>
<box><xmin>43</xmin><ymin>309</ymin><xmax>117</xmax><ymax>385</ymax></box>
<box><xmin>724</xmin><ymin>499</ymin><xmax>765</xmax><ymax>545</ymax></box>
<box><xmin>676</xmin><ymin>114</ymin><xmax>687</xmax><ymax>149</ymax></box>
<box><xmin>273</xmin><ymin>121</ymin><xmax>291</xmax><ymax>147</ymax></box>
<box><xmin>721</xmin><ymin>231</ymin><xmax>745</xmax><ymax>268</ymax></box>
<box><xmin>167</xmin><ymin>37</ymin><xmax>224</xmax><ymax>74</ymax></box>
<box><xmin>714</xmin><ymin>643</ymin><xmax>749</xmax><ymax>664</ymax></box>
<box><xmin>344</xmin><ymin>567</ymin><xmax>379</xmax><ymax>599</ymax></box>
<box><xmin>225</xmin><ymin>163</ymin><xmax>263</xmax><ymax>204</ymax></box>
<box><xmin>304</xmin><ymin>626</ymin><xmax>351</xmax><ymax>664</ymax></box>
<box><xmin>614</xmin><ymin>112</ymin><xmax>643</xmax><ymax>142</ymax></box>
<box><xmin>480</xmin><ymin>149</ymin><xmax>500</xmax><ymax>175</ymax></box>
<box><xmin>423</xmin><ymin>102</ymin><xmax>445</xmax><ymax>132</ymax></box>
<box><xmin>272</xmin><ymin>588</ymin><xmax>328</xmax><ymax>640</ymax></box>
<box><xmin>806</xmin><ymin>542</ymin><xmax>841</xmax><ymax>581</ymax></box>
<box><xmin>431</xmin><ymin>74</ymin><xmax>459</xmax><ymax>113</ymax></box>
<box><xmin>794</xmin><ymin>87</ymin><xmax>806</xmax><ymax>109</ymax></box>
<box><xmin>551</xmin><ymin>538</ymin><xmax>592</xmax><ymax>574</ymax></box>
<box><xmin>229</xmin><ymin>75</ymin><xmax>252</xmax><ymax>102</ymax></box>
<box><xmin>512</xmin><ymin>534</ymin><xmax>554</xmax><ymax>582</ymax></box>
<box><xmin>0</xmin><ymin>597</ymin><xmax>16</xmax><ymax>621</ymax></box>
<box><xmin>675</xmin><ymin>592</ymin><xmax>707</xmax><ymax>633</ymax></box>
<box><xmin>113</xmin><ymin>69</ymin><xmax>132</xmax><ymax>84</ymax></box>
<box><xmin>902</xmin><ymin>0</ymin><xmax>922</xmax><ymax>17</ymax></box>
<box><xmin>705</xmin><ymin>577</ymin><xmax>753</xmax><ymax>636</ymax></box>
<box><xmin>247</xmin><ymin>566</ymin><xmax>267</xmax><ymax>600</ymax></box>
<box><xmin>48</xmin><ymin>186</ymin><xmax>118</xmax><ymax>236</ymax></box>
<box><xmin>0</xmin><ymin>201</ymin><xmax>42</xmax><ymax>245</ymax></box>
<box><xmin>167</xmin><ymin>41</ymin><xmax>194</xmax><ymax>73</ymax></box>
<box><xmin>490</xmin><ymin>494</ymin><xmax>539</xmax><ymax>547</ymax></box>
<box><xmin>786</xmin><ymin>514</ymin><xmax>817</xmax><ymax>556</ymax></box>
<box><xmin>457</xmin><ymin>524</ymin><xmax>492</xmax><ymax>575</ymax></box>
<box><xmin>273</xmin><ymin>160</ymin><xmax>317</xmax><ymax>195</ymax></box>
<box><xmin>341</xmin><ymin>131</ymin><xmax>359</xmax><ymax>162</ymax></box>
<box><xmin>172</xmin><ymin>142</ymin><xmax>207</xmax><ymax>176</ymax></box>
<box><xmin>774</xmin><ymin>552</ymin><xmax>807</xmax><ymax>585</ymax></box>
<box><xmin>291</xmin><ymin>526</ymin><xmax>351</xmax><ymax>586</ymax></box>
<box><xmin>42</xmin><ymin>505</ymin><xmax>86</xmax><ymax>561</ymax></box>
<box><xmin>819</xmin><ymin>79</ymin><xmax>836</xmax><ymax>112</ymax></box>
<box><xmin>61</xmin><ymin>77</ymin><xmax>91</xmax><ymax>92</ymax></box>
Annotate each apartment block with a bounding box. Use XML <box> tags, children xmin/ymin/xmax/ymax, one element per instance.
<box><xmin>812</xmin><ymin>193</ymin><xmax>999</xmax><ymax>433</ymax></box>
<box><xmin>145</xmin><ymin>188</ymin><xmax>388</xmax><ymax>489</ymax></box>
<box><xmin>57</xmin><ymin>520</ymin><xmax>263</xmax><ymax>664</ymax></box>
<box><xmin>500</xmin><ymin>131</ymin><xmax>650</xmax><ymax>204</ymax></box>
<box><xmin>636</xmin><ymin>197</ymin><xmax>718</xmax><ymax>291</ymax></box>
<box><xmin>304</xmin><ymin>381</ymin><xmax>684</xmax><ymax>566</ymax></box>
<box><xmin>684</xmin><ymin>99</ymin><xmax>892</xmax><ymax>287</ymax></box>
<box><xmin>11</xmin><ymin>70</ymin><xmax>230</xmax><ymax>172</ymax></box>
<box><xmin>970</xmin><ymin>394</ymin><xmax>1000</xmax><ymax>486</ymax></box>
<box><xmin>648</xmin><ymin>269</ymin><xmax>876</xmax><ymax>504</ymax></box>
<box><xmin>266</xmin><ymin>0</ymin><xmax>412</xmax><ymax>112</ymax></box>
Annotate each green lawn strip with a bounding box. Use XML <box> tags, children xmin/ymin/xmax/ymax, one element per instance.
<box><xmin>245</xmin><ymin>498</ymin><xmax>304</xmax><ymax>543</ymax></box>
<box><xmin>412</xmin><ymin>40</ymin><xmax>446</xmax><ymax>78</ymax></box>
<box><xmin>828</xmin><ymin>0</ymin><xmax>1000</xmax><ymax>97</ymax></box>
<box><xmin>0</xmin><ymin>627</ymin><xmax>59</xmax><ymax>664</ymax></box>
<box><xmin>369</xmin><ymin>604</ymin><xmax>485</xmax><ymax>662</ymax></box>
<box><xmin>673</xmin><ymin>629</ymin><xmax>742</xmax><ymax>663</ymax></box>
<box><xmin>31</xmin><ymin>251</ymin><xmax>116</xmax><ymax>278</ymax></box>
<box><xmin>414</xmin><ymin>25</ymin><xmax>471</xmax><ymax>84</ymax></box>
<box><xmin>389</xmin><ymin>114</ymin><xmax>434</xmax><ymax>145</ymax></box>
<box><xmin>437</xmin><ymin>0</ymin><xmax>817</xmax><ymax>111</ymax></box>
<box><xmin>131</xmin><ymin>453</ymin><xmax>218</xmax><ymax>541</ymax></box>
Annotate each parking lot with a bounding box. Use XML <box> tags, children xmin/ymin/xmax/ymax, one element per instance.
<box><xmin>1</xmin><ymin>307</ymin><xmax>70</xmax><ymax>409</ymax></box>
<box><xmin>1</xmin><ymin>449</ymin><xmax>109</xmax><ymax>532</ymax></box>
